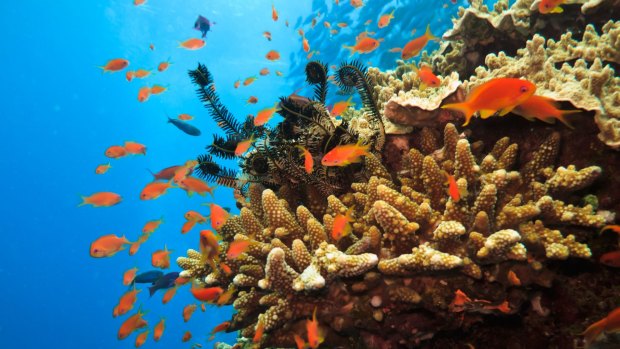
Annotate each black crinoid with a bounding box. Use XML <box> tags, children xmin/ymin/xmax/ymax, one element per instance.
<box><xmin>189</xmin><ymin>61</ymin><xmax>385</xmax><ymax>216</ymax></box>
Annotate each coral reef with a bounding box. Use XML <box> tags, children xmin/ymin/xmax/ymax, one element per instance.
<box><xmin>179</xmin><ymin>124</ymin><xmax>613</xmax><ymax>348</ymax></box>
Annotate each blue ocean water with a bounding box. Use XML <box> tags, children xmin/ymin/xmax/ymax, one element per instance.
<box><xmin>0</xmin><ymin>1</ymin><xmax>474</xmax><ymax>348</ymax></box>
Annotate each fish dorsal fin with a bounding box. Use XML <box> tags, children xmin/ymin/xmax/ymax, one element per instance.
<box><xmin>479</xmin><ymin>109</ymin><xmax>496</xmax><ymax>119</ymax></box>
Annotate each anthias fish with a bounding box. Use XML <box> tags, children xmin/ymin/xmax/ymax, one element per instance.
<box><xmin>168</xmin><ymin>117</ymin><xmax>201</xmax><ymax>136</ymax></box>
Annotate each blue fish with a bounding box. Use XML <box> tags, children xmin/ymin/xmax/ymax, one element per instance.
<box><xmin>149</xmin><ymin>272</ymin><xmax>180</xmax><ymax>297</ymax></box>
<box><xmin>194</xmin><ymin>15</ymin><xmax>214</xmax><ymax>38</ymax></box>
<box><xmin>133</xmin><ymin>270</ymin><xmax>164</xmax><ymax>284</ymax></box>
<box><xmin>168</xmin><ymin>117</ymin><xmax>201</xmax><ymax>136</ymax></box>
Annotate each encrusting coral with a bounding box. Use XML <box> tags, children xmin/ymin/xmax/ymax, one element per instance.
<box><xmin>178</xmin><ymin>123</ymin><xmax>612</xmax><ymax>348</ymax></box>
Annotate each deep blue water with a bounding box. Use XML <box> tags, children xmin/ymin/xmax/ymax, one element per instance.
<box><xmin>0</xmin><ymin>1</ymin><xmax>471</xmax><ymax>348</ymax></box>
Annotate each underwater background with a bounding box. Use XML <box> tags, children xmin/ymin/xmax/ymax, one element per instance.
<box><xmin>2</xmin><ymin>0</ymin><xmax>619</xmax><ymax>349</ymax></box>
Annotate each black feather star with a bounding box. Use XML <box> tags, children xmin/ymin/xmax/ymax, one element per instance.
<box><xmin>195</xmin><ymin>154</ymin><xmax>238</xmax><ymax>188</ymax></box>
<box><xmin>206</xmin><ymin>134</ymin><xmax>241</xmax><ymax>160</ymax></box>
<box><xmin>305</xmin><ymin>61</ymin><xmax>329</xmax><ymax>104</ymax></box>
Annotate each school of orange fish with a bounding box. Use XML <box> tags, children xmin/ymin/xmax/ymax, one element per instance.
<box><xmin>86</xmin><ymin>0</ymin><xmax>619</xmax><ymax>347</ymax></box>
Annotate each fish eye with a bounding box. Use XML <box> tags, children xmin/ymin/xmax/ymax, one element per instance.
<box><xmin>519</xmin><ymin>86</ymin><xmax>529</xmax><ymax>93</ymax></box>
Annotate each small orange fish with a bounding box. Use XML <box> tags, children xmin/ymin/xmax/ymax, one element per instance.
<box><xmin>507</xmin><ymin>270</ymin><xmax>521</xmax><ymax>286</ymax></box>
<box><xmin>449</xmin><ymin>289</ymin><xmax>472</xmax><ymax>312</ymax></box>
<box><xmin>484</xmin><ymin>300</ymin><xmax>511</xmax><ymax>314</ymax></box>
<box><xmin>153</xmin><ymin>318</ymin><xmax>165</xmax><ymax>341</ymax></box>
<box><xmin>298</xmin><ymin>28</ymin><xmax>305</xmax><ymax>36</ymax></box>
<box><xmin>185</xmin><ymin>210</ymin><xmax>207</xmax><ymax>223</ymax></box>
<box><xmin>254</xmin><ymin>104</ymin><xmax>278</xmax><ymax>126</ymax></box>
<box><xmin>90</xmin><ymin>234</ymin><xmax>130</xmax><ymax>257</ymax></box>
<box><xmin>105</xmin><ymin>145</ymin><xmax>128</xmax><ymax>159</ymax></box>
<box><xmin>209</xmin><ymin>321</ymin><xmax>231</xmax><ymax>340</ymax></box>
<box><xmin>123</xmin><ymin>267</ymin><xmax>138</xmax><ymax>286</ymax></box>
<box><xmin>275</xmin><ymin>70</ymin><xmax>283</xmax><ymax>77</ymax></box>
<box><xmin>138</xmin><ymin>86</ymin><xmax>151</xmax><ymax>102</ymax></box>
<box><xmin>296</xmin><ymin>145</ymin><xmax>314</xmax><ymax>174</ymax></box>
<box><xmin>118</xmin><ymin>309</ymin><xmax>148</xmax><ymax>340</ymax></box>
<box><xmin>243</xmin><ymin>76</ymin><xmax>257</xmax><ymax>86</ymax></box>
<box><xmin>235</xmin><ymin>135</ymin><xmax>255</xmax><ymax>156</ymax></box>
<box><xmin>337</xmin><ymin>22</ymin><xmax>348</xmax><ymax>28</ymax></box>
<box><xmin>158</xmin><ymin>60</ymin><xmax>171</xmax><ymax>72</ymax></box>
<box><xmin>201</xmin><ymin>303</ymin><xmax>207</xmax><ymax>312</ymax></box>
<box><xmin>307</xmin><ymin>50</ymin><xmax>319</xmax><ymax>60</ymax></box>
<box><xmin>190</xmin><ymin>286</ymin><xmax>224</xmax><ymax>302</ymax></box>
<box><xmin>134</xmin><ymin>69</ymin><xmax>151</xmax><ymax>79</ymax></box>
<box><xmin>272</xmin><ymin>3</ymin><xmax>278</xmax><ymax>21</ymax></box>
<box><xmin>306</xmin><ymin>307</ymin><xmax>325</xmax><ymax>348</ymax></box>
<box><xmin>129</xmin><ymin>241</ymin><xmax>141</xmax><ymax>256</ymax></box>
<box><xmin>442</xmin><ymin>78</ymin><xmax>536</xmax><ymax>126</ymax></box>
<box><xmin>117</xmin><ymin>287</ymin><xmax>141</xmax><ymax>316</ymax></box>
<box><xmin>413</xmin><ymin>63</ymin><xmax>441</xmax><ymax>90</ymax></box>
<box><xmin>401</xmin><ymin>25</ymin><xmax>438</xmax><ymax>60</ymax></box>
<box><xmin>131</xmin><ymin>329</ymin><xmax>148</xmax><ymax>346</ymax></box>
<box><xmin>247</xmin><ymin>96</ymin><xmax>259</xmax><ymax>104</ymax></box>
<box><xmin>388</xmin><ymin>47</ymin><xmax>402</xmax><ymax>53</ymax></box>
<box><xmin>600</xmin><ymin>225</ymin><xmax>620</xmax><ymax>235</ymax></box>
<box><xmin>207</xmin><ymin>203</ymin><xmax>230</xmax><ymax>230</ymax></box>
<box><xmin>220</xmin><ymin>262</ymin><xmax>233</xmax><ymax>275</ymax></box>
<box><xmin>364</xmin><ymin>19</ymin><xmax>372</xmax><ymax>25</ymax></box>
<box><xmin>331</xmin><ymin>208</ymin><xmax>354</xmax><ymax>241</ymax></box>
<box><xmin>126</xmin><ymin>71</ymin><xmax>135</xmax><ymax>82</ymax></box>
<box><xmin>149</xmin><ymin>43</ymin><xmax>155</xmax><ymax>50</ymax></box>
<box><xmin>80</xmin><ymin>192</ymin><xmax>122</xmax><ymax>208</ymax></box>
<box><xmin>95</xmin><ymin>163</ymin><xmax>112</xmax><ymax>174</ymax></box>
<box><xmin>179</xmin><ymin>176</ymin><xmax>217</xmax><ymax>197</ymax></box>
<box><xmin>227</xmin><ymin>240</ymin><xmax>252</xmax><ymax>260</ymax></box>
<box><xmin>330</xmin><ymin>29</ymin><xmax>339</xmax><ymax>35</ymax></box>
<box><xmin>539</xmin><ymin>0</ymin><xmax>567</xmax><ymax>14</ymax></box>
<box><xmin>124</xmin><ymin>141</ymin><xmax>147</xmax><ymax>155</ymax></box>
<box><xmin>99</xmin><ymin>58</ymin><xmax>129</xmax><ymax>73</ymax></box>
<box><xmin>321</xmin><ymin>141</ymin><xmax>370</xmax><ymax>167</ymax></box>
<box><xmin>378</xmin><ymin>9</ymin><xmax>395</xmax><ymax>28</ymax></box>
<box><xmin>175</xmin><ymin>276</ymin><xmax>191</xmax><ymax>286</ymax></box>
<box><xmin>330</xmin><ymin>96</ymin><xmax>354</xmax><ymax>116</ymax></box>
<box><xmin>183</xmin><ymin>304</ymin><xmax>198</xmax><ymax>322</ymax></box>
<box><xmin>583</xmin><ymin>306</ymin><xmax>620</xmax><ymax>346</ymax></box>
<box><xmin>178</xmin><ymin>113</ymin><xmax>194</xmax><ymax>120</ymax></box>
<box><xmin>216</xmin><ymin>286</ymin><xmax>236</xmax><ymax>306</ymax></box>
<box><xmin>512</xmin><ymin>95</ymin><xmax>578</xmax><ymax>129</ymax></box>
<box><xmin>266</xmin><ymin>50</ymin><xmax>281</xmax><ymax>61</ymax></box>
<box><xmin>350</xmin><ymin>0</ymin><xmax>363</xmax><ymax>8</ymax></box>
<box><xmin>181</xmin><ymin>221</ymin><xmax>197</xmax><ymax>234</ymax></box>
<box><xmin>259</xmin><ymin>68</ymin><xmax>270</xmax><ymax>76</ymax></box>
<box><xmin>182</xmin><ymin>331</ymin><xmax>192</xmax><ymax>342</ymax></box>
<box><xmin>150</xmin><ymin>85</ymin><xmax>167</xmax><ymax>94</ymax></box>
<box><xmin>162</xmin><ymin>286</ymin><xmax>178</xmax><ymax>304</ymax></box>
<box><xmin>143</xmin><ymin>217</ymin><xmax>164</xmax><ymax>234</ymax></box>
<box><xmin>343</xmin><ymin>36</ymin><xmax>382</xmax><ymax>55</ymax></box>
<box><xmin>600</xmin><ymin>250</ymin><xmax>620</xmax><ymax>268</ymax></box>
<box><xmin>133</xmin><ymin>0</ymin><xmax>147</xmax><ymax>6</ymax></box>
<box><xmin>445</xmin><ymin>173</ymin><xmax>460</xmax><ymax>202</ymax></box>
<box><xmin>263</xmin><ymin>31</ymin><xmax>272</xmax><ymax>41</ymax></box>
<box><xmin>294</xmin><ymin>334</ymin><xmax>306</xmax><ymax>349</ymax></box>
<box><xmin>253</xmin><ymin>321</ymin><xmax>265</xmax><ymax>343</ymax></box>
<box><xmin>140</xmin><ymin>181</ymin><xmax>175</xmax><ymax>200</ymax></box>
<box><xmin>151</xmin><ymin>245</ymin><xmax>172</xmax><ymax>269</ymax></box>
<box><xmin>179</xmin><ymin>38</ymin><xmax>205</xmax><ymax>50</ymax></box>
<box><xmin>199</xmin><ymin>230</ymin><xmax>221</xmax><ymax>262</ymax></box>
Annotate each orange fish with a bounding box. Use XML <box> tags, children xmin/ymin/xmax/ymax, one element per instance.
<box><xmin>507</xmin><ymin>270</ymin><xmax>521</xmax><ymax>286</ymax></box>
<box><xmin>296</xmin><ymin>145</ymin><xmax>314</xmax><ymax>174</ymax></box>
<box><xmin>178</xmin><ymin>176</ymin><xmax>217</xmax><ymax>197</ymax></box>
<box><xmin>337</xmin><ymin>22</ymin><xmax>348</xmax><ymax>28</ymax></box>
<box><xmin>118</xmin><ymin>309</ymin><xmax>148</xmax><ymax>340</ymax></box>
<box><xmin>95</xmin><ymin>163</ymin><xmax>112</xmax><ymax>174</ymax></box>
<box><xmin>275</xmin><ymin>70</ymin><xmax>284</xmax><ymax>77</ymax></box>
<box><xmin>331</xmin><ymin>208</ymin><xmax>354</xmax><ymax>241</ymax></box>
<box><xmin>388</xmin><ymin>47</ymin><xmax>402</xmax><ymax>53</ymax></box>
<box><xmin>209</xmin><ymin>321</ymin><xmax>231</xmax><ymax>340</ymax></box>
<box><xmin>254</xmin><ymin>104</ymin><xmax>278</xmax><ymax>126</ymax></box>
<box><xmin>413</xmin><ymin>63</ymin><xmax>441</xmax><ymax>90</ymax></box>
<box><xmin>133</xmin><ymin>0</ymin><xmax>146</xmax><ymax>6</ymax></box>
<box><xmin>207</xmin><ymin>203</ymin><xmax>230</xmax><ymax>230</ymax></box>
<box><xmin>182</xmin><ymin>331</ymin><xmax>192</xmax><ymax>342</ymax></box>
<box><xmin>175</xmin><ymin>276</ymin><xmax>192</xmax><ymax>286</ymax></box>
<box><xmin>105</xmin><ymin>145</ymin><xmax>128</xmax><ymax>158</ymax></box>
<box><xmin>179</xmin><ymin>38</ymin><xmax>205</xmax><ymax>50</ymax></box>
<box><xmin>178</xmin><ymin>113</ymin><xmax>194</xmax><ymax>120</ymax></box>
<box><xmin>172</xmin><ymin>161</ymin><xmax>195</xmax><ymax>184</ymax></box>
<box><xmin>601</xmin><ymin>225</ymin><xmax>620</xmax><ymax>235</ymax></box>
<box><xmin>140</xmin><ymin>181</ymin><xmax>175</xmax><ymax>200</ymax></box>
<box><xmin>162</xmin><ymin>286</ymin><xmax>178</xmax><ymax>304</ymax></box>
<box><xmin>321</xmin><ymin>141</ymin><xmax>370</xmax><ymax>167</ymax></box>
<box><xmin>330</xmin><ymin>96</ymin><xmax>354</xmax><ymax>116</ymax></box>
<box><xmin>234</xmin><ymin>80</ymin><xmax>241</xmax><ymax>88</ymax></box>
<box><xmin>153</xmin><ymin>318</ymin><xmax>165</xmax><ymax>341</ymax></box>
<box><xmin>266</xmin><ymin>50</ymin><xmax>281</xmax><ymax>61</ymax></box>
<box><xmin>401</xmin><ymin>25</ymin><xmax>438</xmax><ymax>60</ymax></box>
<box><xmin>181</xmin><ymin>221</ymin><xmax>197</xmax><ymax>234</ymax></box>
<box><xmin>227</xmin><ymin>240</ymin><xmax>252</xmax><ymax>260</ymax></box>
<box><xmin>199</xmin><ymin>230</ymin><xmax>221</xmax><ymax>263</ymax></box>
<box><xmin>201</xmin><ymin>303</ymin><xmax>207</xmax><ymax>312</ymax></box>
<box><xmin>244</xmin><ymin>76</ymin><xmax>257</xmax><ymax>86</ymax></box>
<box><xmin>99</xmin><ymin>58</ymin><xmax>129</xmax><ymax>73</ymax></box>
<box><xmin>129</xmin><ymin>241</ymin><xmax>141</xmax><ymax>256</ymax></box>
<box><xmin>344</xmin><ymin>36</ymin><xmax>382</xmax><ymax>55</ymax></box>
<box><xmin>600</xmin><ymin>250</ymin><xmax>620</xmax><ymax>268</ymax></box>
<box><xmin>116</xmin><ymin>287</ymin><xmax>141</xmax><ymax>316</ymax></box>
<box><xmin>134</xmin><ymin>69</ymin><xmax>151</xmax><ymax>79</ymax></box>
<box><xmin>311</xmin><ymin>18</ymin><xmax>317</xmax><ymax>28</ymax></box>
<box><xmin>259</xmin><ymin>68</ymin><xmax>270</xmax><ymax>76</ymax></box>
<box><xmin>583</xmin><ymin>306</ymin><xmax>620</xmax><ymax>346</ymax></box>
<box><xmin>126</xmin><ymin>71</ymin><xmax>135</xmax><ymax>82</ymax></box>
<box><xmin>539</xmin><ymin>0</ymin><xmax>567</xmax><ymax>14</ymax></box>
<box><xmin>142</xmin><ymin>217</ymin><xmax>164</xmax><ymax>234</ymax></box>
<box><xmin>151</xmin><ymin>245</ymin><xmax>172</xmax><ymax>269</ymax></box>
<box><xmin>263</xmin><ymin>31</ymin><xmax>272</xmax><ymax>41</ymax></box>
<box><xmin>306</xmin><ymin>307</ymin><xmax>325</xmax><ymax>348</ymax></box>
<box><xmin>149</xmin><ymin>43</ymin><xmax>155</xmax><ymax>50</ymax></box>
<box><xmin>124</xmin><ymin>141</ymin><xmax>147</xmax><ymax>155</ymax></box>
<box><xmin>364</xmin><ymin>19</ymin><xmax>372</xmax><ymax>25</ymax></box>
<box><xmin>138</xmin><ymin>86</ymin><xmax>151</xmax><ymax>102</ymax></box>
<box><xmin>80</xmin><ymin>192</ymin><xmax>122</xmax><ymax>208</ymax></box>
<box><xmin>185</xmin><ymin>210</ymin><xmax>208</xmax><ymax>223</ymax></box>
<box><xmin>90</xmin><ymin>234</ymin><xmax>130</xmax><ymax>257</ymax></box>
<box><xmin>216</xmin><ymin>286</ymin><xmax>236</xmax><ymax>306</ymax></box>
<box><xmin>247</xmin><ymin>96</ymin><xmax>259</xmax><ymax>104</ymax></box>
<box><xmin>445</xmin><ymin>173</ymin><xmax>460</xmax><ymax>202</ymax></box>
<box><xmin>378</xmin><ymin>9</ymin><xmax>395</xmax><ymax>28</ymax></box>
<box><xmin>323</xmin><ymin>21</ymin><xmax>331</xmax><ymax>29</ymax></box>
<box><xmin>123</xmin><ymin>267</ymin><xmax>138</xmax><ymax>286</ymax></box>
<box><xmin>350</xmin><ymin>0</ymin><xmax>363</xmax><ymax>8</ymax></box>
<box><xmin>298</xmin><ymin>28</ymin><xmax>305</xmax><ymax>37</ymax></box>
<box><xmin>235</xmin><ymin>135</ymin><xmax>255</xmax><ymax>156</ymax></box>
<box><xmin>512</xmin><ymin>95</ymin><xmax>578</xmax><ymax>129</ymax></box>
<box><xmin>272</xmin><ymin>3</ymin><xmax>278</xmax><ymax>21</ymax></box>
<box><xmin>253</xmin><ymin>321</ymin><xmax>265</xmax><ymax>343</ymax></box>
<box><xmin>302</xmin><ymin>36</ymin><xmax>310</xmax><ymax>52</ymax></box>
<box><xmin>330</xmin><ymin>29</ymin><xmax>339</xmax><ymax>35</ymax></box>
<box><xmin>158</xmin><ymin>60</ymin><xmax>171</xmax><ymax>72</ymax></box>
<box><xmin>484</xmin><ymin>300</ymin><xmax>511</xmax><ymax>314</ymax></box>
<box><xmin>183</xmin><ymin>304</ymin><xmax>198</xmax><ymax>322</ymax></box>
<box><xmin>294</xmin><ymin>334</ymin><xmax>306</xmax><ymax>349</ymax></box>
<box><xmin>442</xmin><ymin>78</ymin><xmax>536</xmax><ymax>126</ymax></box>
<box><xmin>150</xmin><ymin>85</ymin><xmax>167</xmax><ymax>94</ymax></box>
<box><xmin>190</xmin><ymin>286</ymin><xmax>224</xmax><ymax>302</ymax></box>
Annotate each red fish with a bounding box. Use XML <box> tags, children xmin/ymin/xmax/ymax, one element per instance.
<box><xmin>209</xmin><ymin>321</ymin><xmax>231</xmax><ymax>340</ymax></box>
<box><xmin>512</xmin><ymin>95</ymin><xmax>578</xmax><ymax>129</ymax></box>
<box><xmin>182</xmin><ymin>331</ymin><xmax>192</xmax><ymax>342</ymax></box>
<box><xmin>272</xmin><ymin>3</ymin><xmax>278</xmax><ymax>21</ymax></box>
<box><xmin>235</xmin><ymin>135</ymin><xmax>255</xmax><ymax>156</ymax></box>
<box><xmin>263</xmin><ymin>31</ymin><xmax>272</xmax><ymax>41</ymax></box>
<box><xmin>162</xmin><ymin>286</ymin><xmax>178</xmax><ymax>304</ymax></box>
<box><xmin>583</xmin><ymin>306</ymin><xmax>620</xmax><ymax>346</ymax></box>
<box><xmin>259</xmin><ymin>68</ymin><xmax>270</xmax><ymax>76</ymax></box>
<box><xmin>445</xmin><ymin>173</ymin><xmax>460</xmax><ymax>202</ymax></box>
<box><xmin>378</xmin><ymin>9</ymin><xmax>395</xmax><ymax>28</ymax></box>
<box><xmin>90</xmin><ymin>234</ymin><xmax>130</xmax><ymax>258</ymax></box>
<box><xmin>600</xmin><ymin>250</ymin><xmax>620</xmax><ymax>268</ymax></box>
<box><xmin>343</xmin><ymin>35</ymin><xmax>382</xmax><ymax>55</ymax></box>
<box><xmin>539</xmin><ymin>0</ymin><xmax>567</xmax><ymax>14</ymax></box>
<box><xmin>331</xmin><ymin>208</ymin><xmax>354</xmax><ymax>241</ymax></box>
<box><xmin>153</xmin><ymin>318</ymin><xmax>165</xmax><ymax>341</ymax></box>
<box><xmin>601</xmin><ymin>225</ymin><xmax>620</xmax><ymax>235</ymax></box>
<box><xmin>266</xmin><ymin>50</ymin><xmax>281</xmax><ymax>61</ymax></box>
<box><xmin>244</xmin><ymin>76</ymin><xmax>258</xmax><ymax>86</ymax></box>
<box><xmin>105</xmin><ymin>145</ymin><xmax>128</xmax><ymax>159</ymax></box>
<box><xmin>190</xmin><ymin>286</ymin><xmax>224</xmax><ymax>302</ymax></box>
<box><xmin>441</xmin><ymin>78</ymin><xmax>536</xmax><ymax>126</ymax></box>
<box><xmin>413</xmin><ymin>63</ymin><xmax>441</xmax><ymax>90</ymax></box>
<box><xmin>99</xmin><ymin>58</ymin><xmax>129</xmax><ymax>73</ymax></box>
<box><xmin>142</xmin><ymin>217</ymin><xmax>164</xmax><ymax>234</ymax></box>
<box><xmin>178</xmin><ymin>176</ymin><xmax>217</xmax><ymax>197</ymax></box>
<box><xmin>181</xmin><ymin>221</ymin><xmax>197</xmax><ymax>234</ymax></box>
<box><xmin>118</xmin><ymin>309</ymin><xmax>148</xmax><ymax>340</ymax></box>
<box><xmin>123</xmin><ymin>267</ymin><xmax>138</xmax><ymax>286</ymax></box>
<box><xmin>401</xmin><ymin>25</ymin><xmax>438</xmax><ymax>60</ymax></box>
<box><xmin>137</xmin><ymin>86</ymin><xmax>151</xmax><ymax>102</ymax></box>
<box><xmin>321</xmin><ymin>141</ymin><xmax>370</xmax><ymax>167</ymax></box>
<box><xmin>178</xmin><ymin>113</ymin><xmax>194</xmax><ymax>120</ymax></box>
<box><xmin>296</xmin><ymin>145</ymin><xmax>314</xmax><ymax>174</ymax></box>
<box><xmin>185</xmin><ymin>210</ymin><xmax>207</xmax><ymax>223</ymax></box>
<box><xmin>80</xmin><ymin>192</ymin><xmax>122</xmax><ymax>207</ymax></box>
<box><xmin>124</xmin><ymin>141</ymin><xmax>147</xmax><ymax>155</ymax></box>
<box><xmin>158</xmin><ymin>60</ymin><xmax>171</xmax><ymax>72</ymax></box>
<box><xmin>140</xmin><ymin>181</ymin><xmax>175</xmax><ymax>200</ymax></box>
<box><xmin>254</xmin><ymin>104</ymin><xmax>278</xmax><ymax>126</ymax></box>
<box><xmin>183</xmin><ymin>304</ymin><xmax>197</xmax><ymax>322</ymax></box>
<box><xmin>135</xmin><ymin>330</ymin><xmax>148</xmax><ymax>347</ymax></box>
<box><xmin>133</xmin><ymin>69</ymin><xmax>151</xmax><ymax>79</ymax></box>
<box><xmin>151</xmin><ymin>245</ymin><xmax>172</xmax><ymax>269</ymax></box>
<box><xmin>306</xmin><ymin>307</ymin><xmax>325</xmax><ymax>348</ymax></box>
<box><xmin>206</xmin><ymin>203</ymin><xmax>230</xmax><ymax>230</ymax></box>
<box><xmin>149</xmin><ymin>165</ymin><xmax>184</xmax><ymax>181</ymax></box>
<box><xmin>226</xmin><ymin>240</ymin><xmax>252</xmax><ymax>260</ymax></box>
<box><xmin>95</xmin><ymin>163</ymin><xmax>112</xmax><ymax>174</ymax></box>
<box><xmin>330</xmin><ymin>96</ymin><xmax>354</xmax><ymax>116</ymax></box>
<box><xmin>253</xmin><ymin>321</ymin><xmax>265</xmax><ymax>343</ymax></box>
<box><xmin>116</xmin><ymin>287</ymin><xmax>141</xmax><ymax>316</ymax></box>
<box><xmin>179</xmin><ymin>38</ymin><xmax>205</xmax><ymax>50</ymax></box>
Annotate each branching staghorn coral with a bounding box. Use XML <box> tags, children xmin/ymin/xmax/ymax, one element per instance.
<box><xmin>178</xmin><ymin>123</ymin><xmax>612</xmax><ymax>348</ymax></box>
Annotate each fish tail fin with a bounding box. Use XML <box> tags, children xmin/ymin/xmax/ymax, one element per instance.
<box><xmin>441</xmin><ymin>102</ymin><xmax>475</xmax><ymax>126</ymax></box>
<box><xmin>342</xmin><ymin>45</ymin><xmax>356</xmax><ymax>56</ymax></box>
<box><xmin>77</xmin><ymin>195</ymin><xmax>88</xmax><ymax>207</ymax></box>
<box><xmin>558</xmin><ymin>109</ymin><xmax>580</xmax><ymax>129</ymax></box>
<box><xmin>425</xmin><ymin>24</ymin><xmax>439</xmax><ymax>41</ymax></box>
<box><xmin>149</xmin><ymin>285</ymin><xmax>156</xmax><ymax>297</ymax></box>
